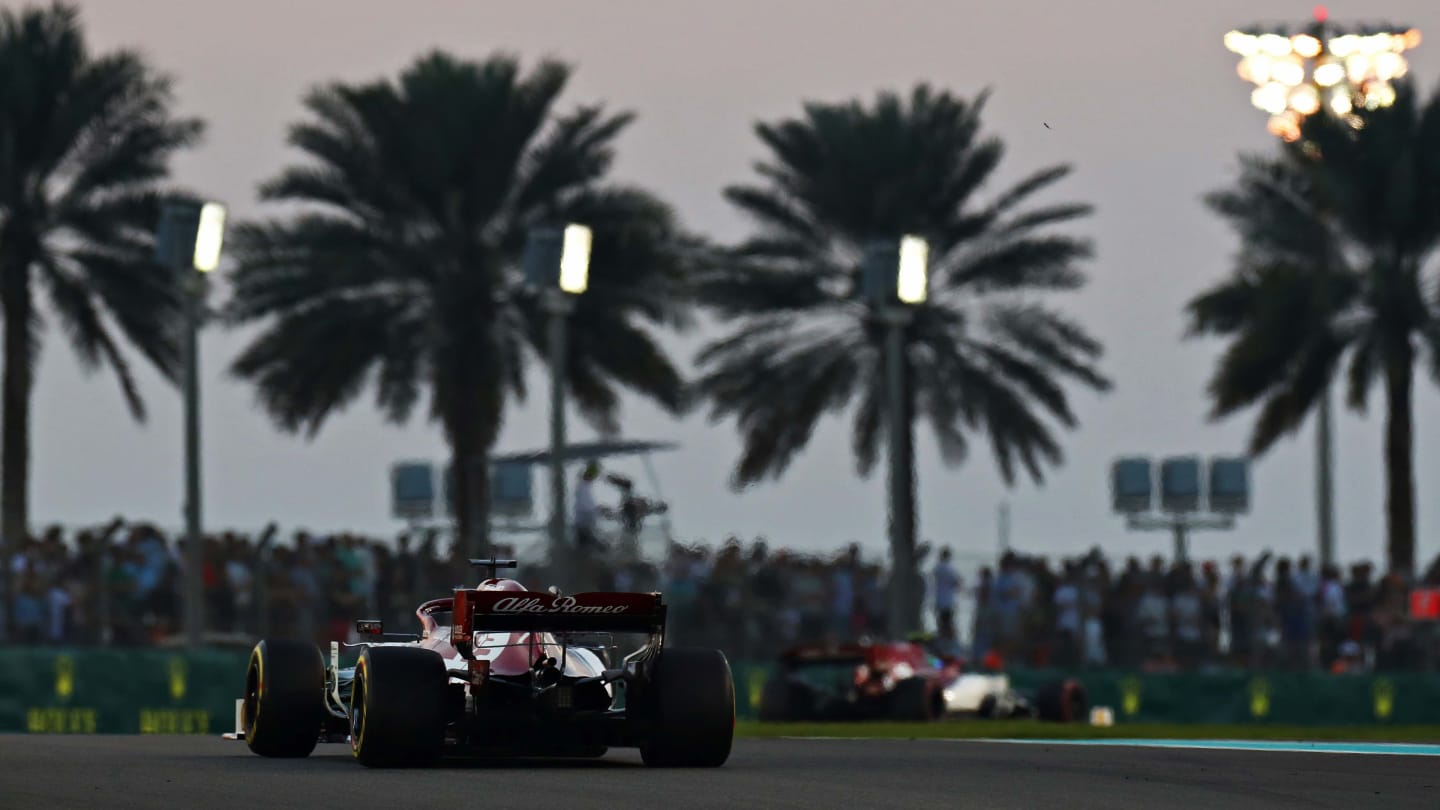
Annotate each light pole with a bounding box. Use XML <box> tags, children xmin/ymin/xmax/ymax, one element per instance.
<box><xmin>998</xmin><ymin>502</ymin><xmax>1011</xmax><ymax>555</ymax></box>
<box><xmin>863</xmin><ymin>235</ymin><xmax>929</xmax><ymax>639</ymax></box>
<box><xmin>155</xmin><ymin>198</ymin><xmax>226</xmax><ymax>649</ymax></box>
<box><xmin>1223</xmin><ymin>10</ymin><xmax>1421</xmax><ymax>568</ymax></box>
<box><xmin>524</xmin><ymin>224</ymin><xmax>591</xmax><ymax>592</ymax></box>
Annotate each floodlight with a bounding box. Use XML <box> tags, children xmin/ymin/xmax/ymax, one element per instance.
<box><xmin>193</xmin><ymin>203</ymin><xmax>226</xmax><ymax>272</ymax></box>
<box><xmin>1313</xmin><ymin>60</ymin><xmax>1345</xmax><ymax>86</ymax></box>
<box><xmin>896</xmin><ymin>235</ymin><xmax>928</xmax><ymax>305</ymax></box>
<box><xmin>1290</xmin><ymin>85</ymin><xmax>1321</xmax><ymax>116</ymax></box>
<box><xmin>1292</xmin><ymin>35</ymin><xmax>1322</xmax><ymax>58</ymax></box>
<box><xmin>559</xmin><ymin>224</ymin><xmax>592</xmax><ymax>294</ymax></box>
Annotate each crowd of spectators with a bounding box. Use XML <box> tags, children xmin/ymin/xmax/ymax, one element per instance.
<box><xmin>5</xmin><ymin>519</ymin><xmax>1440</xmax><ymax>673</ymax></box>
<box><xmin>2</xmin><ymin>519</ymin><xmax>455</xmax><ymax>647</ymax></box>
<box><xmin>968</xmin><ymin>549</ymin><xmax>1440</xmax><ymax>674</ymax></box>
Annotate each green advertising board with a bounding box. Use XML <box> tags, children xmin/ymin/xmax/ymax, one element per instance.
<box><xmin>1006</xmin><ymin>669</ymin><xmax>1440</xmax><ymax>725</ymax></box>
<box><xmin>0</xmin><ymin>648</ymin><xmax>249</xmax><ymax>735</ymax></box>
<box><xmin>2</xmin><ymin>649</ymin><xmax>1437</xmax><ymax>732</ymax></box>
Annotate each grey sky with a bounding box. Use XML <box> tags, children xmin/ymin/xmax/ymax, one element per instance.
<box><xmin>22</xmin><ymin>0</ymin><xmax>1440</xmax><ymax>568</ymax></box>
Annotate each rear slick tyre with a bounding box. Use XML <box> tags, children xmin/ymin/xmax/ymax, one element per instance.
<box><xmin>1036</xmin><ymin>678</ymin><xmax>1088</xmax><ymax>723</ymax></box>
<box><xmin>889</xmin><ymin>677</ymin><xmax>942</xmax><ymax>722</ymax></box>
<box><xmin>349</xmin><ymin>646</ymin><xmax>448</xmax><ymax>768</ymax></box>
<box><xmin>244</xmin><ymin>639</ymin><xmax>324</xmax><ymax>758</ymax></box>
<box><xmin>639</xmin><ymin>648</ymin><xmax>735</xmax><ymax>767</ymax></box>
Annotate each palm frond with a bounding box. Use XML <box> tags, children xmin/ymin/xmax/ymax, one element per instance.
<box><xmin>0</xmin><ymin>3</ymin><xmax>195</xmax><ymax>420</ymax></box>
<box><xmin>228</xmin><ymin>51</ymin><xmax>692</xmax><ymax>461</ymax></box>
<box><xmin>231</xmin><ymin>296</ymin><xmax>408</xmax><ymax>435</ymax></box>
<box><xmin>698</xmin><ymin>84</ymin><xmax>1104</xmax><ymax>488</ymax></box>
<box><xmin>697</xmin><ymin>327</ymin><xmax>863</xmax><ymax>485</ymax></box>
<box><xmin>37</xmin><ymin>254</ymin><xmax>145</xmax><ymax>418</ymax></box>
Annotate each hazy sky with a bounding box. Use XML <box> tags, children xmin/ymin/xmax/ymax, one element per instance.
<box><xmin>20</xmin><ymin>0</ymin><xmax>1440</xmax><ymax>568</ymax></box>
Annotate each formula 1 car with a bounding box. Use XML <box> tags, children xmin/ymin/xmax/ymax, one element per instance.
<box><xmin>759</xmin><ymin>641</ymin><xmax>958</xmax><ymax>721</ymax></box>
<box><xmin>758</xmin><ymin>639</ymin><xmax>1086</xmax><ymax>723</ymax></box>
<box><xmin>230</xmin><ymin>559</ymin><xmax>734</xmax><ymax>767</ymax></box>
<box><xmin>921</xmin><ymin>636</ymin><xmax>1089</xmax><ymax>723</ymax></box>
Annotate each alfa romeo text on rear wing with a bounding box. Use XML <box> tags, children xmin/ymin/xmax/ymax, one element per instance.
<box><xmin>451</xmin><ymin>590</ymin><xmax>667</xmax><ymax>652</ymax></box>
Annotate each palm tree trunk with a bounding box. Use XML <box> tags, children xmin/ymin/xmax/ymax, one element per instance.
<box><xmin>472</xmin><ymin>446</ymin><xmax>492</xmax><ymax>562</ymax></box>
<box><xmin>444</xmin><ymin>390</ymin><xmax>493</xmax><ymax>574</ymax></box>
<box><xmin>449</xmin><ymin>429</ymin><xmax>475</xmax><ymax>568</ymax></box>
<box><xmin>1</xmin><ymin>256</ymin><xmax>32</xmax><ymax>638</ymax></box>
<box><xmin>1383</xmin><ymin>357</ymin><xmax>1416</xmax><ymax>575</ymax></box>
<box><xmin>900</xmin><ymin>361</ymin><xmax>919</xmax><ymax>632</ymax></box>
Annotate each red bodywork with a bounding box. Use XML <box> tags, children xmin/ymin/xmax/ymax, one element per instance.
<box><xmin>766</xmin><ymin>640</ymin><xmax>962</xmax><ymax>720</ymax></box>
<box><xmin>783</xmin><ymin>641</ymin><xmax>961</xmax><ymax>696</ymax></box>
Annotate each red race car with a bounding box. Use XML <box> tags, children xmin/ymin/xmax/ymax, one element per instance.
<box><xmin>758</xmin><ymin>640</ymin><xmax>961</xmax><ymax>721</ymax></box>
<box><xmin>231</xmin><ymin>559</ymin><xmax>734</xmax><ymax>767</ymax></box>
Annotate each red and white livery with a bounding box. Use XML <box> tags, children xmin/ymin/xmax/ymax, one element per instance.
<box><xmin>232</xmin><ymin>559</ymin><xmax>734</xmax><ymax>767</ymax></box>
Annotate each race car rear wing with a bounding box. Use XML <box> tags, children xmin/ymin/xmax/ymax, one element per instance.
<box><xmin>451</xmin><ymin>589</ymin><xmax>666</xmax><ymax>653</ymax></box>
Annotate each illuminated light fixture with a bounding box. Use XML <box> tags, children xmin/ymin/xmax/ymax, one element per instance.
<box><xmin>1228</xmin><ymin>16</ymin><xmax>1419</xmax><ymax>139</ymax></box>
<box><xmin>1366</xmin><ymin>81</ymin><xmax>1397</xmax><ymax>109</ymax></box>
<box><xmin>1260</xmin><ymin>33</ymin><xmax>1292</xmax><ymax>56</ymax></box>
<box><xmin>1252</xmin><ymin>83</ymin><xmax>1291</xmax><ymax>115</ymax></box>
<box><xmin>1372</xmin><ymin>52</ymin><xmax>1407</xmax><ymax>81</ymax></box>
<box><xmin>1241</xmin><ymin>54</ymin><xmax>1272</xmax><ymax>84</ymax></box>
<box><xmin>1346</xmin><ymin>54</ymin><xmax>1371</xmax><ymax>83</ymax></box>
<box><xmin>1329</xmin><ymin>34</ymin><xmax>1360</xmax><ymax>57</ymax></box>
<box><xmin>1328</xmin><ymin>87</ymin><xmax>1353</xmax><ymax>115</ymax></box>
<box><xmin>1267</xmin><ymin>113</ymin><xmax>1302</xmax><ymax>142</ymax></box>
<box><xmin>1290</xmin><ymin>85</ymin><xmax>1321</xmax><ymax>116</ymax></box>
<box><xmin>896</xmin><ymin>235</ymin><xmax>929</xmax><ymax>305</ymax></box>
<box><xmin>1313</xmin><ymin>60</ymin><xmax>1346</xmax><ymax>87</ymax></box>
<box><xmin>1225</xmin><ymin>30</ymin><xmax>1260</xmax><ymax>56</ymax></box>
<box><xmin>193</xmin><ymin>203</ymin><xmax>227</xmax><ymax>272</ymax></box>
<box><xmin>1272</xmin><ymin>57</ymin><xmax>1306</xmax><ymax>87</ymax></box>
<box><xmin>1292</xmin><ymin>34</ymin><xmax>1323</xmax><ymax>58</ymax></box>
<box><xmin>558</xmin><ymin>224</ymin><xmax>592</xmax><ymax>294</ymax></box>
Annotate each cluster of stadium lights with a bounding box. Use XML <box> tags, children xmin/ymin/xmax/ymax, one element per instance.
<box><xmin>1224</xmin><ymin>7</ymin><xmax>1421</xmax><ymax>142</ymax></box>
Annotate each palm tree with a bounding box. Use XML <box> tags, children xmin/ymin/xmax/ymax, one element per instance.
<box><xmin>0</xmin><ymin>3</ymin><xmax>201</xmax><ymax>631</ymax></box>
<box><xmin>694</xmin><ymin>85</ymin><xmax>1110</xmax><ymax>631</ymax></box>
<box><xmin>228</xmin><ymin>53</ymin><xmax>690</xmax><ymax>565</ymax></box>
<box><xmin>1188</xmin><ymin>82</ymin><xmax>1440</xmax><ymax>574</ymax></box>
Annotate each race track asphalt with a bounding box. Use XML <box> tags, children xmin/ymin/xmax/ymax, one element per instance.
<box><xmin>1</xmin><ymin>734</ymin><xmax>1435</xmax><ymax>809</ymax></box>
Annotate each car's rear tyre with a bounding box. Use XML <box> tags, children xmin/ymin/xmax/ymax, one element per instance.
<box><xmin>244</xmin><ymin>639</ymin><xmax>324</xmax><ymax>758</ymax></box>
<box><xmin>1035</xmin><ymin>678</ymin><xmax>1088</xmax><ymax>723</ymax></box>
<box><xmin>350</xmin><ymin>646</ymin><xmax>448</xmax><ymax>767</ymax></box>
<box><xmin>889</xmin><ymin>677</ymin><xmax>943</xmax><ymax>721</ymax></box>
<box><xmin>638</xmin><ymin>648</ymin><xmax>734</xmax><ymax>767</ymax></box>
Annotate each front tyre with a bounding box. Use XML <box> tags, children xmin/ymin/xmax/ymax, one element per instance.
<box><xmin>350</xmin><ymin>646</ymin><xmax>448</xmax><ymax>768</ymax></box>
<box><xmin>244</xmin><ymin>639</ymin><xmax>324</xmax><ymax>758</ymax></box>
<box><xmin>639</xmin><ymin>648</ymin><xmax>734</xmax><ymax>767</ymax></box>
